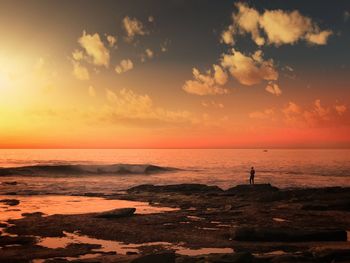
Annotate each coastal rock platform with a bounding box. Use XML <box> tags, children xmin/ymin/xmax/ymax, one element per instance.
<box><xmin>1</xmin><ymin>183</ymin><xmax>350</xmax><ymax>262</ymax></box>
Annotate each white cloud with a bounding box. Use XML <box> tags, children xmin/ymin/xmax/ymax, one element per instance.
<box><xmin>220</xmin><ymin>25</ymin><xmax>235</xmax><ymax>45</ymax></box>
<box><xmin>223</xmin><ymin>3</ymin><xmax>332</xmax><ymax>47</ymax></box>
<box><xmin>145</xmin><ymin>48</ymin><xmax>154</xmax><ymax>59</ymax></box>
<box><xmin>115</xmin><ymin>59</ymin><xmax>134</xmax><ymax>74</ymax></box>
<box><xmin>72</xmin><ymin>61</ymin><xmax>89</xmax><ymax>80</ymax></box>
<box><xmin>106</xmin><ymin>35</ymin><xmax>117</xmax><ymax>47</ymax></box>
<box><xmin>233</xmin><ymin>2</ymin><xmax>264</xmax><ymax>46</ymax></box>
<box><xmin>305</xmin><ymin>30</ymin><xmax>333</xmax><ymax>45</ymax></box>
<box><xmin>72</xmin><ymin>50</ymin><xmax>84</xmax><ymax>61</ymax></box>
<box><xmin>78</xmin><ymin>31</ymin><xmax>110</xmax><ymax>67</ymax></box>
<box><xmin>122</xmin><ymin>16</ymin><xmax>146</xmax><ymax>41</ymax></box>
<box><xmin>183</xmin><ymin>65</ymin><xmax>228</xmax><ymax>96</ymax></box>
<box><xmin>265</xmin><ymin>83</ymin><xmax>282</xmax><ymax>96</ymax></box>
<box><xmin>221</xmin><ymin>49</ymin><xmax>278</xmax><ymax>86</ymax></box>
<box><xmin>148</xmin><ymin>16</ymin><xmax>154</xmax><ymax>23</ymax></box>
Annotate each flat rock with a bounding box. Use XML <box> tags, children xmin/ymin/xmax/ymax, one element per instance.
<box><xmin>95</xmin><ymin>208</ymin><xmax>136</xmax><ymax>218</ymax></box>
<box><xmin>234</xmin><ymin>227</ymin><xmax>347</xmax><ymax>242</ymax></box>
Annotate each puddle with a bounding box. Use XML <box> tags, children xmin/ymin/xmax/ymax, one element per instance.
<box><xmin>37</xmin><ymin>231</ymin><xmax>139</xmax><ymax>254</ymax></box>
<box><xmin>0</xmin><ymin>195</ymin><xmax>178</xmax><ymax>222</ymax></box>
<box><xmin>273</xmin><ymin>217</ymin><xmax>288</xmax><ymax>222</ymax></box>
<box><xmin>37</xmin><ymin>231</ymin><xmax>234</xmax><ymax>257</ymax></box>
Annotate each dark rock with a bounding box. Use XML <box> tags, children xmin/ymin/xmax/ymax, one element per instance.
<box><xmin>4</xmin><ymin>192</ymin><xmax>17</xmax><ymax>195</ymax></box>
<box><xmin>95</xmin><ymin>207</ymin><xmax>136</xmax><ymax>218</ymax></box>
<box><xmin>127</xmin><ymin>251</ymin><xmax>138</xmax><ymax>255</ymax></box>
<box><xmin>206</xmin><ymin>252</ymin><xmax>254</xmax><ymax>263</ymax></box>
<box><xmin>0</xmin><ymin>235</ymin><xmax>36</xmax><ymax>246</ymax></box>
<box><xmin>302</xmin><ymin>201</ymin><xmax>350</xmax><ymax>211</ymax></box>
<box><xmin>2</xmin><ymin>181</ymin><xmax>18</xmax><ymax>185</ymax></box>
<box><xmin>311</xmin><ymin>248</ymin><xmax>350</xmax><ymax>262</ymax></box>
<box><xmin>22</xmin><ymin>212</ymin><xmax>45</xmax><ymax>217</ymax></box>
<box><xmin>234</xmin><ymin>227</ymin><xmax>347</xmax><ymax>242</ymax></box>
<box><xmin>270</xmin><ymin>254</ymin><xmax>313</xmax><ymax>263</ymax></box>
<box><xmin>0</xmin><ymin>199</ymin><xmax>20</xmax><ymax>206</ymax></box>
<box><xmin>226</xmin><ymin>184</ymin><xmax>279</xmax><ymax>194</ymax></box>
<box><xmin>131</xmin><ymin>252</ymin><xmax>176</xmax><ymax>263</ymax></box>
<box><xmin>127</xmin><ymin>184</ymin><xmax>222</xmax><ymax>194</ymax></box>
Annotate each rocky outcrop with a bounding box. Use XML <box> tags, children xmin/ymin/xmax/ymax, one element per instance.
<box><xmin>95</xmin><ymin>208</ymin><xmax>136</xmax><ymax>218</ymax></box>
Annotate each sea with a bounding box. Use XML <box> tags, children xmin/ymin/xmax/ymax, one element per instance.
<box><xmin>0</xmin><ymin>149</ymin><xmax>349</xmax><ymax>195</ymax></box>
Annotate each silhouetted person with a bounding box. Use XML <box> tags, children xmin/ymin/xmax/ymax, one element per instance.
<box><xmin>249</xmin><ymin>167</ymin><xmax>255</xmax><ymax>185</ymax></box>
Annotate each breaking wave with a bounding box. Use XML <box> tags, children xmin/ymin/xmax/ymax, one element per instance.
<box><xmin>0</xmin><ymin>164</ymin><xmax>178</xmax><ymax>177</ymax></box>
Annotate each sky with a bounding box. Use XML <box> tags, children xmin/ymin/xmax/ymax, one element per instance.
<box><xmin>0</xmin><ymin>0</ymin><xmax>349</xmax><ymax>148</ymax></box>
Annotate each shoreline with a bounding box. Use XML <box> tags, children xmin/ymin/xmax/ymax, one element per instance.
<box><xmin>1</xmin><ymin>183</ymin><xmax>350</xmax><ymax>262</ymax></box>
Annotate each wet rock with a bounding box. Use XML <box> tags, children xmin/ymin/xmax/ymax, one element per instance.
<box><xmin>1</xmin><ymin>181</ymin><xmax>18</xmax><ymax>185</ymax></box>
<box><xmin>310</xmin><ymin>247</ymin><xmax>350</xmax><ymax>262</ymax></box>
<box><xmin>4</xmin><ymin>192</ymin><xmax>17</xmax><ymax>195</ymax></box>
<box><xmin>127</xmin><ymin>184</ymin><xmax>222</xmax><ymax>194</ymax></box>
<box><xmin>206</xmin><ymin>252</ymin><xmax>254</xmax><ymax>263</ymax></box>
<box><xmin>95</xmin><ymin>207</ymin><xmax>136</xmax><ymax>218</ymax></box>
<box><xmin>22</xmin><ymin>212</ymin><xmax>45</xmax><ymax>217</ymax></box>
<box><xmin>302</xmin><ymin>201</ymin><xmax>350</xmax><ymax>211</ymax></box>
<box><xmin>234</xmin><ymin>227</ymin><xmax>347</xmax><ymax>242</ymax></box>
<box><xmin>131</xmin><ymin>252</ymin><xmax>175</xmax><ymax>263</ymax></box>
<box><xmin>270</xmin><ymin>254</ymin><xmax>312</xmax><ymax>263</ymax></box>
<box><xmin>127</xmin><ymin>251</ymin><xmax>138</xmax><ymax>255</ymax></box>
<box><xmin>226</xmin><ymin>184</ymin><xmax>279</xmax><ymax>194</ymax></box>
<box><xmin>0</xmin><ymin>235</ymin><xmax>36</xmax><ymax>246</ymax></box>
<box><xmin>0</xmin><ymin>199</ymin><xmax>20</xmax><ymax>206</ymax></box>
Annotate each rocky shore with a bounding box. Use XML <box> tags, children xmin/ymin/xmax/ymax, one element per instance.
<box><xmin>1</xmin><ymin>183</ymin><xmax>350</xmax><ymax>262</ymax></box>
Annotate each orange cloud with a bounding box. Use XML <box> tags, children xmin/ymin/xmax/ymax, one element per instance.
<box><xmin>72</xmin><ymin>61</ymin><xmax>89</xmax><ymax>80</ymax></box>
<box><xmin>221</xmin><ymin>49</ymin><xmax>278</xmax><ymax>86</ymax></box>
<box><xmin>265</xmin><ymin>83</ymin><xmax>282</xmax><ymax>96</ymax></box>
<box><xmin>222</xmin><ymin>3</ymin><xmax>332</xmax><ymax>47</ymax></box>
<box><xmin>78</xmin><ymin>31</ymin><xmax>110</xmax><ymax>67</ymax></box>
<box><xmin>115</xmin><ymin>59</ymin><xmax>134</xmax><ymax>74</ymax></box>
<box><xmin>122</xmin><ymin>16</ymin><xmax>147</xmax><ymax>41</ymax></box>
<box><xmin>183</xmin><ymin>65</ymin><xmax>228</xmax><ymax>95</ymax></box>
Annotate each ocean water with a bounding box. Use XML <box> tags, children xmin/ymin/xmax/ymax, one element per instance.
<box><xmin>0</xmin><ymin>149</ymin><xmax>349</xmax><ymax>195</ymax></box>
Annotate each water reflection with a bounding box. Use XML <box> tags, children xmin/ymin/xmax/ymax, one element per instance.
<box><xmin>0</xmin><ymin>195</ymin><xmax>178</xmax><ymax>222</ymax></box>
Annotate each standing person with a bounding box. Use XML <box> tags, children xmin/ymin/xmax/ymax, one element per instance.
<box><xmin>249</xmin><ymin>167</ymin><xmax>255</xmax><ymax>185</ymax></box>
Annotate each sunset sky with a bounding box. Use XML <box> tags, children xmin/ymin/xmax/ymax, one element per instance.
<box><xmin>0</xmin><ymin>0</ymin><xmax>349</xmax><ymax>148</ymax></box>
